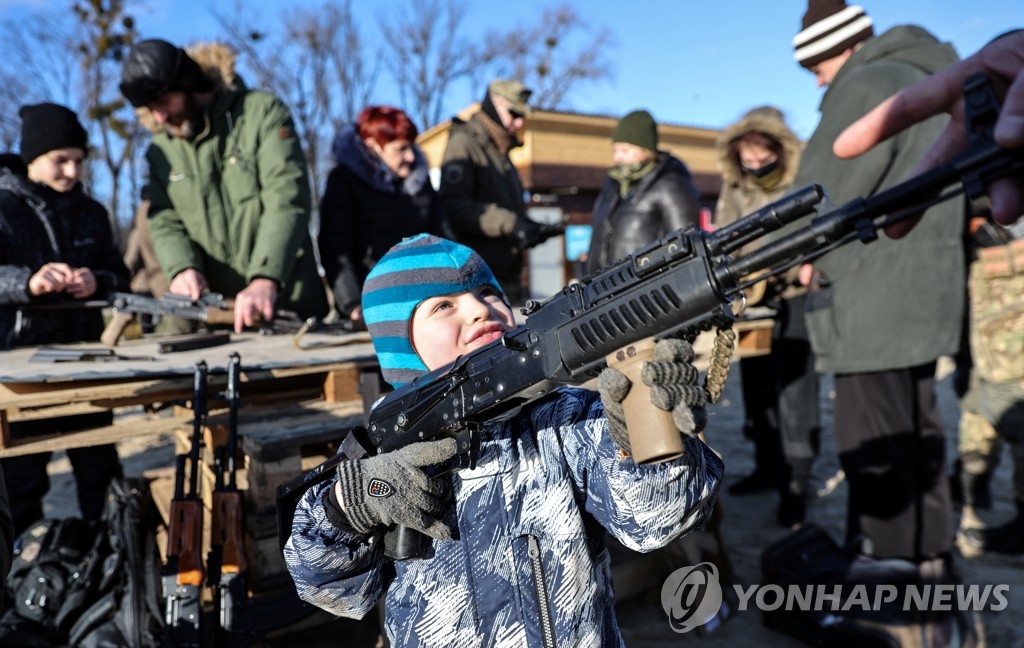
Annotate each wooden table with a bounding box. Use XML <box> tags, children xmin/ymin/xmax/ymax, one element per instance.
<box><xmin>0</xmin><ymin>329</ymin><xmax>379</xmax><ymax>457</ymax></box>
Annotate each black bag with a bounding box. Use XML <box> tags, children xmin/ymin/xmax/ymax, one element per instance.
<box><xmin>760</xmin><ymin>524</ymin><xmax>977</xmax><ymax>648</ymax></box>
<box><xmin>0</xmin><ymin>476</ymin><xmax>165</xmax><ymax>647</ymax></box>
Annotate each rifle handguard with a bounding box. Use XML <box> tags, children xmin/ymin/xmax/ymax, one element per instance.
<box><xmin>605</xmin><ymin>337</ymin><xmax>684</xmax><ymax>464</ymax></box>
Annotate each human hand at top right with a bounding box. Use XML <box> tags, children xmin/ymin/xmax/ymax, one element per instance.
<box><xmin>833</xmin><ymin>29</ymin><xmax>1024</xmax><ymax>234</ymax></box>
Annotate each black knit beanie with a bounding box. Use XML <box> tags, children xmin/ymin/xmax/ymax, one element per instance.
<box><xmin>793</xmin><ymin>1</ymin><xmax>874</xmax><ymax>69</ymax></box>
<box><xmin>612</xmin><ymin>110</ymin><xmax>658</xmax><ymax>152</ymax></box>
<box><xmin>18</xmin><ymin>103</ymin><xmax>89</xmax><ymax>164</ymax></box>
<box><xmin>120</xmin><ymin>39</ymin><xmax>215</xmax><ymax>108</ymax></box>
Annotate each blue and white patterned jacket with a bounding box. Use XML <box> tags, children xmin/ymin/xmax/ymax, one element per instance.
<box><xmin>285</xmin><ymin>387</ymin><xmax>723</xmax><ymax>647</ymax></box>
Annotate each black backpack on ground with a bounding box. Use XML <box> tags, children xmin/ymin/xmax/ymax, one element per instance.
<box><xmin>760</xmin><ymin>524</ymin><xmax>978</xmax><ymax>648</ymax></box>
<box><xmin>0</xmin><ymin>476</ymin><xmax>165</xmax><ymax>647</ymax></box>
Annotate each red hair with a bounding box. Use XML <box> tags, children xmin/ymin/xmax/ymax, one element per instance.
<box><xmin>356</xmin><ymin>106</ymin><xmax>418</xmax><ymax>147</ymax></box>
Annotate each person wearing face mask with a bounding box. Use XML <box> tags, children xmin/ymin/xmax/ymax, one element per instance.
<box><xmin>318</xmin><ymin>106</ymin><xmax>452</xmax><ymax>323</ymax></box>
<box><xmin>585</xmin><ymin>109</ymin><xmax>701</xmax><ymax>273</ymax></box>
<box><xmin>714</xmin><ymin>106</ymin><xmax>821</xmax><ymax>527</ymax></box>
<box><xmin>439</xmin><ymin>79</ymin><xmax>564</xmax><ymax>305</ymax></box>
<box><xmin>0</xmin><ymin>103</ymin><xmax>130</xmax><ymax>535</ymax></box>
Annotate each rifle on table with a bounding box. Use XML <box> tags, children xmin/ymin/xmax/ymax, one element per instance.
<box><xmin>100</xmin><ymin>291</ymin><xmax>365</xmax><ymax>347</ymax></box>
<box><xmin>164</xmin><ymin>361</ymin><xmax>207</xmax><ymax>647</ymax></box>
<box><xmin>277</xmin><ymin>74</ymin><xmax>1024</xmax><ymax>559</ymax></box>
<box><xmin>208</xmin><ymin>352</ymin><xmax>249</xmax><ymax>645</ymax></box>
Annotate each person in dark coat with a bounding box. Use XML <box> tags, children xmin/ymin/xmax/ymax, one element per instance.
<box><xmin>318</xmin><ymin>106</ymin><xmax>450</xmax><ymax>322</ymax></box>
<box><xmin>0</xmin><ymin>104</ymin><xmax>129</xmax><ymax>534</ymax></box>
<box><xmin>439</xmin><ymin>80</ymin><xmax>562</xmax><ymax>304</ymax></box>
<box><xmin>714</xmin><ymin>106</ymin><xmax>821</xmax><ymax>527</ymax></box>
<box><xmin>585</xmin><ymin>109</ymin><xmax>701</xmax><ymax>273</ymax></box>
<box><xmin>787</xmin><ymin>0</ymin><xmax>965</xmax><ymax>564</ymax></box>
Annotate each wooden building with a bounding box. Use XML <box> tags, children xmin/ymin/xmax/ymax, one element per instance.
<box><xmin>417</xmin><ymin>106</ymin><xmax>725</xmax><ymax>228</ymax></box>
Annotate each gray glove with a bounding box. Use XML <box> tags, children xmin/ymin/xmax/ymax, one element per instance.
<box><xmin>334</xmin><ymin>437</ymin><xmax>458</xmax><ymax>540</ymax></box>
<box><xmin>597</xmin><ymin>338</ymin><xmax>708</xmax><ymax>455</ymax></box>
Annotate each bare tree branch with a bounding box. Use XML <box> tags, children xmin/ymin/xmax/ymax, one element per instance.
<box><xmin>0</xmin><ymin>17</ymin><xmax>77</xmax><ymax>149</ymax></box>
<box><xmin>378</xmin><ymin>0</ymin><xmax>491</xmax><ymax>130</ymax></box>
<box><xmin>481</xmin><ymin>4</ymin><xmax>613</xmax><ymax>111</ymax></box>
<box><xmin>213</xmin><ymin>0</ymin><xmax>378</xmax><ymax>214</ymax></box>
<box><xmin>71</xmin><ymin>0</ymin><xmax>141</xmax><ymax>237</ymax></box>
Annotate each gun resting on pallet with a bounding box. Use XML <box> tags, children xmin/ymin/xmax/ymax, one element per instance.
<box><xmin>100</xmin><ymin>291</ymin><xmax>365</xmax><ymax>347</ymax></box>
<box><xmin>277</xmin><ymin>74</ymin><xmax>1024</xmax><ymax>559</ymax></box>
<box><xmin>209</xmin><ymin>352</ymin><xmax>250</xmax><ymax>644</ymax></box>
<box><xmin>164</xmin><ymin>361</ymin><xmax>207</xmax><ymax>646</ymax></box>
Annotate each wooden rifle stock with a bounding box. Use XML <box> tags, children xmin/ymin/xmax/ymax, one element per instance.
<box><xmin>209</xmin><ymin>352</ymin><xmax>248</xmax><ymax>640</ymax></box>
<box><xmin>163</xmin><ymin>361</ymin><xmax>208</xmax><ymax>646</ymax></box>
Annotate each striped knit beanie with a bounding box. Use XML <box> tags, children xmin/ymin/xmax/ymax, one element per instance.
<box><xmin>793</xmin><ymin>1</ymin><xmax>873</xmax><ymax>70</ymax></box>
<box><xmin>362</xmin><ymin>234</ymin><xmax>505</xmax><ymax>387</ymax></box>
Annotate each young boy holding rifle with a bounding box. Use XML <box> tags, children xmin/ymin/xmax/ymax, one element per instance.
<box><xmin>285</xmin><ymin>234</ymin><xmax>723</xmax><ymax>647</ymax></box>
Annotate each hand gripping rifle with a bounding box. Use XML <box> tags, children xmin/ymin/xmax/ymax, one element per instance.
<box><xmin>277</xmin><ymin>74</ymin><xmax>1024</xmax><ymax>559</ymax></box>
<box><xmin>164</xmin><ymin>361</ymin><xmax>207</xmax><ymax>646</ymax></box>
<box><xmin>209</xmin><ymin>352</ymin><xmax>249</xmax><ymax>645</ymax></box>
<box><xmin>101</xmin><ymin>293</ymin><xmax>236</xmax><ymax>346</ymax></box>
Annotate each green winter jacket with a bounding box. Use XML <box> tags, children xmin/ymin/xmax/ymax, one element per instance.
<box><xmin>143</xmin><ymin>45</ymin><xmax>327</xmax><ymax>319</ymax></box>
<box><xmin>787</xmin><ymin>26</ymin><xmax>965</xmax><ymax>374</ymax></box>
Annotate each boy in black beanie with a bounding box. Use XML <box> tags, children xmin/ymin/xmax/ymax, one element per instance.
<box><xmin>0</xmin><ymin>103</ymin><xmax>129</xmax><ymax>534</ymax></box>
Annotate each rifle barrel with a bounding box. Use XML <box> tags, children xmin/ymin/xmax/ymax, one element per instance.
<box><xmin>707</xmin><ymin>184</ymin><xmax>825</xmax><ymax>256</ymax></box>
<box><xmin>189</xmin><ymin>361</ymin><xmax>208</xmax><ymax>498</ymax></box>
<box><xmin>226</xmin><ymin>352</ymin><xmax>241</xmax><ymax>489</ymax></box>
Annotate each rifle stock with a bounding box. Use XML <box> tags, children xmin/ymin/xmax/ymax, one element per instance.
<box><xmin>209</xmin><ymin>353</ymin><xmax>248</xmax><ymax>642</ymax></box>
<box><xmin>277</xmin><ymin>74</ymin><xmax>1024</xmax><ymax>561</ymax></box>
<box><xmin>163</xmin><ymin>362</ymin><xmax>208</xmax><ymax>647</ymax></box>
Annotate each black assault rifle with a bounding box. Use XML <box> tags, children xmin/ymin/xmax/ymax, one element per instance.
<box><xmin>209</xmin><ymin>352</ymin><xmax>249</xmax><ymax>645</ymax></box>
<box><xmin>100</xmin><ymin>292</ymin><xmax>365</xmax><ymax>347</ymax></box>
<box><xmin>164</xmin><ymin>361</ymin><xmax>207</xmax><ymax>646</ymax></box>
<box><xmin>277</xmin><ymin>74</ymin><xmax>1024</xmax><ymax>558</ymax></box>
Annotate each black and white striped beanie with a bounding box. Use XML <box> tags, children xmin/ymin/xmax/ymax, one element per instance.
<box><xmin>793</xmin><ymin>1</ymin><xmax>874</xmax><ymax>70</ymax></box>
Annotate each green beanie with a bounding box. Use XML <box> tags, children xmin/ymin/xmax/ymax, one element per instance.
<box><xmin>612</xmin><ymin>109</ymin><xmax>658</xmax><ymax>151</ymax></box>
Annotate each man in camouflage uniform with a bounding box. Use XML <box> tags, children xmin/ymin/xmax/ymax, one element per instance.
<box><xmin>956</xmin><ymin>219</ymin><xmax>1024</xmax><ymax>556</ymax></box>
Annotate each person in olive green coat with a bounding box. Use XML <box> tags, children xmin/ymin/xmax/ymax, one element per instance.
<box><xmin>788</xmin><ymin>1</ymin><xmax>965</xmax><ymax>563</ymax></box>
<box><xmin>119</xmin><ymin>39</ymin><xmax>328</xmax><ymax>332</ymax></box>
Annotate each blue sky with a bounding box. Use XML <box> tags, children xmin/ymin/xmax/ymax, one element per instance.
<box><xmin>121</xmin><ymin>0</ymin><xmax>1020</xmax><ymax>140</ymax></box>
<box><xmin>3</xmin><ymin>0</ymin><xmax>1019</xmax><ymax>139</ymax></box>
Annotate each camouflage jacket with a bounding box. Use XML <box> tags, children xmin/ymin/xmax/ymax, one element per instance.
<box><xmin>968</xmin><ymin>234</ymin><xmax>1024</xmax><ymax>384</ymax></box>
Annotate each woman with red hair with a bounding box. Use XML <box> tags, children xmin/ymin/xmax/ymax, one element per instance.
<box><xmin>319</xmin><ymin>106</ymin><xmax>450</xmax><ymax>322</ymax></box>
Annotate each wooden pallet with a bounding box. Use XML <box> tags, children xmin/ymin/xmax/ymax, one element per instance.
<box><xmin>0</xmin><ymin>330</ymin><xmax>377</xmax><ymax>456</ymax></box>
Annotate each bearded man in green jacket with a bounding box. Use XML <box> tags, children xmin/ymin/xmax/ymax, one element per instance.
<box><xmin>120</xmin><ymin>39</ymin><xmax>328</xmax><ymax>332</ymax></box>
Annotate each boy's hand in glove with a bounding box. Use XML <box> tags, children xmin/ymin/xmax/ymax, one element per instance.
<box><xmin>333</xmin><ymin>437</ymin><xmax>458</xmax><ymax>540</ymax></box>
<box><xmin>597</xmin><ymin>337</ymin><xmax>708</xmax><ymax>456</ymax></box>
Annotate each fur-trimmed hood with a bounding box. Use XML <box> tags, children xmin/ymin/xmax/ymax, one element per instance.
<box><xmin>133</xmin><ymin>41</ymin><xmax>242</xmax><ymax>134</ymax></box>
<box><xmin>715</xmin><ymin>106</ymin><xmax>802</xmax><ymax>187</ymax></box>
<box><xmin>331</xmin><ymin>123</ymin><xmax>430</xmax><ymax>196</ymax></box>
